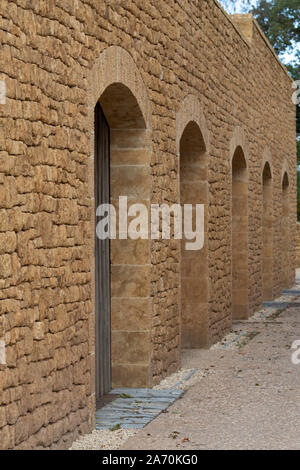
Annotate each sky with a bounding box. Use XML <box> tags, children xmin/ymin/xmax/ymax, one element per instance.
<box><xmin>218</xmin><ymin>0</ymin><xmax>257</xmax><ymax>14</ymax></box>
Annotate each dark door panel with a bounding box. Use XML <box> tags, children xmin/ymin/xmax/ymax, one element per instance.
<box><xmin>94</xmin><ymin>102</ymin><xmax>111</xmax><ymax>401</ymax></box>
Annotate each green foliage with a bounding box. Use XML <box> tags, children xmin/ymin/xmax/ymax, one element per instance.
<box><xmin>221</xmin><ymin>0</ymin><xmax>300</xmax><ymax>143</ymax></box>
<box><xmin>252</xmin><ymin>0</ymin><xmax>300</xmax><ymax>142</ymax></box>
<box><xmin>219</xmin><ymin>0</ymin><xmax>299</xmax><ymax>60</ymax></box>
<box><xmin>285</xmin><ymin>62</ymin><xmax>299</xmax><ymax>135</ymax></box>
<box><xmin>251</xmin><ymin>0</ymin><xmax>300</xmax><ymax>56</ymax></box>
<box><xmin>220</xmin><ymin>0</ymin><xmax>300</xmax><ymax>215</ymax></box>
<box><xmin>285</xmin><ymin>62</ymin><xmax>299</xmax><ymax>82</ymax></box>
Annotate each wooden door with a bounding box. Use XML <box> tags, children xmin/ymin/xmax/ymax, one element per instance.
<box><xmin>94</xmin><ymin>102</ymin><xmax>111</xmax><ymax>402</ymax></box>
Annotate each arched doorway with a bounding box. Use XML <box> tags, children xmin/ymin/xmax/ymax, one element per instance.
<box><xmin>262</xmin><ymin>162</ymin><xmax>273</xmax><ymax>300</ymax></box>
<box><xmin>180</xmin><ymin>121</ymin><xmax>208</xmax><ymax>348</ymax></box>
<box><xmin>281</xmin><ymin>171</ymin><xmax>290</xmax><ymax>289</ymax></box>
<box><xmin>232</xmin><ymin>146</ymin><xmax>248</xmax><ymax>319</ymax></box>
<box><xmin>94</xmin><ymin>82</ymin><xmax>151</xmax><ymax>401</ymax></box>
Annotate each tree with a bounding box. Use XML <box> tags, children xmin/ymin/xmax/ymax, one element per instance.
<box><xmin>251</xmin><ymin>0</ymin><xmax>299</xmax><ymax>138</ymax></box>
<box><xmin>220</xmin><ymin>1</ymin><xmax>299</xmax><ymax>136</ymax></box>
<box><xmin>219</xmin><ymin>0</ymin><xmax>299</xmax><ymax>59</ymax></box>
<box><xmin>252</xmin><ymin>1</ymin><xmax>300</xmax><ymax>218</ymax></box>
<box><xmin>287</xmin><ymin>63</ymin><xmax>300</xmax><ymax>137</ymax></box>
<box><xmin>251</xmin><ymin>0</ymin><xmax>300</xmax><ymax>56</ymax></box>
<box><xmin>297</xmin><ymin>159</ymin><xmax>300</xmax><ymax>220</ymax></box>
<box><xmin>219</xmin><ymin>0</ymin><xmax>299</xmax><ymax>215</ymax></box>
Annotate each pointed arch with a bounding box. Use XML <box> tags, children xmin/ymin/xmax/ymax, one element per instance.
<box><xmin>176</xmin><ymin>94</ymin><xmax>210</xmax><ymax>155</ymax></box>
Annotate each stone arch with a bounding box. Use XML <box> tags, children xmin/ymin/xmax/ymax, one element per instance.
<box><xmin>229</xmin><ymin>126</ymin><xmax>249</xmax><ymax>167</ymax></box>
<box><xmin>87</xmin><ymin>46</ymin><xmax>152</xmax><ymax>197</ymax></box>
<box><xmin>281</xmin><ymin>160</ymin><xmax>290</xmax><ymax>185</ymax></box>
<box><xmin>261</xmin><ymin>147</ymin><xmax>273</xmax><ymax>177</ymax></box>
<box><xmin>263</xmin><ymin>160</ymin><xmax>272</xmax><ymax>179</ymax></box>
<box><xmin>176</xmin><ymin>95</ymin><xmax>210</xmax><ymax>348</ymax></box>
<box><xmin>262</xmin><ymin>157</ymin><xmax>273</xmax><ymax>300</ymax></box>
<box><xmin>88</xmin><ymin>46</ymin><xmax>151</xmax><ymax>130</ymax></box>
<box><xmin>87</xmin><ymin>46</ymin><xmax>153</xmax><ymax>398</ymax></box>
<box><xmin>230</xmin><ymin>129</ymin><xmax>249</xmax><ymax>319</ymax></box>
<box><xmin>282</xmin><ymin>170</ymin><xmax>289</xmax><ymax>186</ymax></box>
<box><xmin>176</xmin><ymin>94</ymin><xmax>210</xmax><ymax>155</ymax></box>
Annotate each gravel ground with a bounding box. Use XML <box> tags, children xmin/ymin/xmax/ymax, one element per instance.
<box><xmin>71</xmin><ymin>273</ymin><xmax>300</xmax><ymax>450</ymax></box>
<box><xmin>123</xmin><ymin>281</ymin><xmax>300</xmax><ymax>450</ymax></box>
<box><xmin>70</xmin><ymin>429</ymin><xmax>137</xmax><ymax>450</ymax></box>
<box><xmin>154</xmin><ymin>368</ymin><xmax>210</xmax><ymax>390</ymax></box>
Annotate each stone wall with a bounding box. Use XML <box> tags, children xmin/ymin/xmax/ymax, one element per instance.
<box><xmin>0</xmin><ymin>0</ymin><xmax>296</xmax><ymax>449</ymax></box>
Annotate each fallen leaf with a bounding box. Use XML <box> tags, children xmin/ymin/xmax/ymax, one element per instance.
<box><xmin>109</xmin><ymin>423</ymin><xmax>121</xmax><ymax>432</ymax></box>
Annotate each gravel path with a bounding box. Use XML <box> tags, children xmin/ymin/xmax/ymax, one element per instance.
<box><xmin>72</xmin><ymin>273</ymin><xmax>300</xmax><ymax>450</ymax></box>
<box><xmin>122</xmin><ymin>284</ymin><xmax>300</xmax><ymax>449</ymax></box>
<box><xmin>69</xmin><ymin>368</ymin><xmax>207</xmax><ymax>450</ymax></box>
<box><xmin>70</xmin><ymin>429</ymin><xmax>137</xmax><ymax>450</ymax></box>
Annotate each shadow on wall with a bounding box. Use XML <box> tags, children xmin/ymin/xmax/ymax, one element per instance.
<box><xmin>232</xmin><ymin>146</ymin><xmax>248</xmax><ymax>320</ymax></box>
<box><xmin>180</xmin><ymin>120</ymin><xmax>208</xmax><ymax>349</ymax></box>
<box><xmin>296</xmin><ymin>223</ymin><xmax>300</xmax><ymax>268</ymax></box>
<box><xmin>262</xmin><ymin>162</ymin><xmax>273</xmax><ymax>301</ymax></box>
<box><xmin>281</xmin><ymin>172</ymin><xmax>290</xmax><ymax>288</ymax></box>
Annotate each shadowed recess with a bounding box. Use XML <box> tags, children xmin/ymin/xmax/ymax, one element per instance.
<box><xmin>232</xmin><ymin>146</ymin><xmax>248</xmax><ymax>320</ymax></box>
<box><xmin>180</xmin><ymin>120</ymin><xmax>209</xmax><ymax>348</ymax></box>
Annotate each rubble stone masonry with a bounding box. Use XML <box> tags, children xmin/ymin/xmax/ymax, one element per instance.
<box><xmin>0</xmin><ymin>0</ymin><xmax>296</xmax><ymax>449</ymax></box>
